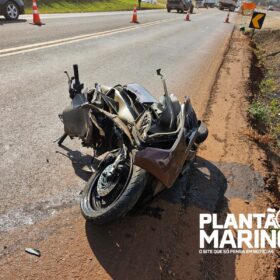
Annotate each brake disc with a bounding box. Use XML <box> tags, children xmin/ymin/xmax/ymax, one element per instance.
<box><xmin>96</xmin><ymin>164</ymin><xmax>120</xmax><ymax>197</ymax></box>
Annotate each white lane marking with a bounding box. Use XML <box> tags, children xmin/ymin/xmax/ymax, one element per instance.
<box><xmin>0</xmin><ymin>18</ymin><xmax>177</xmax><ymax>58</ymax></box>
<box><xmin>21</xmin><ymin>9</ymin><xmax>164</xmax><ymax>20</ymax></box>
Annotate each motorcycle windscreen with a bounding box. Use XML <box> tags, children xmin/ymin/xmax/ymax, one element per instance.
<box><xmin>125</xmin><ymin>83</ymin><xmax>158</xmax><ymax>104</ymax></box>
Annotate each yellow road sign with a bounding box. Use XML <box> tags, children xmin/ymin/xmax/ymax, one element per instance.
<box><xmin>249</xmin><ymin>12</ymin><xmax>266</xmax><ymax>29</ymax></box>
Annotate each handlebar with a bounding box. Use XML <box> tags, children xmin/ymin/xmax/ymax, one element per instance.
<box><xmin>73</xmin><ymin>64</ymin><xmax>80</xmax><ymax>85</ymax></box>
<box><xmin>69</xmin><ymin>64</ymin><xmax>84</xmax><ymax>98</ymax></box>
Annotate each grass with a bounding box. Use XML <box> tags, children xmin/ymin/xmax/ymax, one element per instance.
<box><xmin>248</xmin><ymin>72</ymin><xmax>280</xmax><ymax>147</ymax></box>
<box><xmin>249</xmin><ymin>29</ymin><xmax>280</xmax><ymax>148</ymax></box>
<box><xmin>259</xmin><ymin>74</ymin><xmax>277</xmax><ymax>96</ymax></box>
<box><xmin>24</xmin><ymin>0</ymin><xmax>166</xmax><ymax>14</ymax></box>
<box><xmin>248</xmin><ymin>100</ymin><xmax>269</xmax><ymax>122</ymax></box>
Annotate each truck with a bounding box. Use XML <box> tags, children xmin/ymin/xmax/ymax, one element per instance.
<box><xmin>218</xmin><ymin>0</ymin><xmax>237</xmax><ymax>11</ymax></box>
<box><xmin>167</xmin><ymin>0</ymin><xmax>194</xmax><ymax>13</ymax></box>
<box><xmin>205</xmin><ymin>0</ymin><xmax>217</xmax><ymax>7</ymax></box>
<box><xmin>195</xmin><ymin>0</ymin><xmax>217</xmax><ymax>8</ymax></box>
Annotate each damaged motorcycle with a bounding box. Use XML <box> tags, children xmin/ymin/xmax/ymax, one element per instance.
<box><xmin>57</xmin><ymin>65</ymin><xmax>208</xmax><ymax>224</ymax></box>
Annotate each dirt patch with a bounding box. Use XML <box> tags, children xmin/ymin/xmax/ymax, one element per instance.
<box><xmin>198</xmin><ymin>26</ymin><xmax>276</xmax><ymax>279</ymax></box>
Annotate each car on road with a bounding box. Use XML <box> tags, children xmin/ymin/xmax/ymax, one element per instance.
<box><xmin>218</xmin><ymin>0</ymin><xmax>237</xmax><ymax>11</ymax></box>
<box><xmin>195</xmin><ymin>0</ymin><xmax>204</xmax><ymax>8</ymax></box>
<box><xmin>167</xmin><ymin>0</ymin><xmax>194</xmax><ymax>13</ymax></box>
<box><xmin>195</xmin><ymin>0</ymin><xmax>217</xmax><ymax>8</ymax></box>
<box><xmin>267</xmin><ymin>5</ymin><xmax>274</xmax><ymax>11</ymax></box>
<box><xmin>0</xmin><ymin>0</ymin><xmax>24</xmax><ymax>20</ymax></box>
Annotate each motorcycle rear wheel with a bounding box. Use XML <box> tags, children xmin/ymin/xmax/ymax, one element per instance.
<box><xmin>80</xmin><ymin>159</ymin><xmax>148</xmax><ymax>224</ymax></box>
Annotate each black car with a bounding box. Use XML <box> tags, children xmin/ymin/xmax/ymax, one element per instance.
<box><xmin>0</xmin><ymin>0</ymin><xmax>24</xmax><ymax>20</ymax></box>
<box><xmin>167</xmin><ymin>0</ymin><xmax>194</xmax><ymax>13</ymax></box>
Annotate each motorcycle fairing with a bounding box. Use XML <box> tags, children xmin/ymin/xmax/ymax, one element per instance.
<box><xmin>133</xmin><ymin>98</ymin><xmax>198</xmax><ymax>188</ymax></box>
<box><xmin>62</xmin><ymin>93</ymin><xmax>91</xmax><ymax>138</ymax></box>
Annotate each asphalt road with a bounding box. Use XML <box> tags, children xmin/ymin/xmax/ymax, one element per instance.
<box><xmin>0</xmin><ymin>9</ymin><xmax>234</xmax><ymax>241</ymax></box>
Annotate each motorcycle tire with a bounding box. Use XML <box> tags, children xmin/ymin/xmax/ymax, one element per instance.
<box><xmin>80</xmin><ymin>162</ymin><xmax>148</xmax><ymax>225</ymax></box>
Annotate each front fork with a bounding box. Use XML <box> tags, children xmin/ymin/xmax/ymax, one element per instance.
<box><xmin>97</xmin><ymin>145</ymin><xmax>128</xmax><ymax>172</ymax></box>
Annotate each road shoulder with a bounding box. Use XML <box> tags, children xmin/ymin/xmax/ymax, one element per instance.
<box><xmin>198</xmin><ymin>26</ymin><xmax>277</xmax><ymax>279</ymax></box>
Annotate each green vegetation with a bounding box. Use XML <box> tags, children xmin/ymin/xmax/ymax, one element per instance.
<box><xmin>259</xmin><ymin>74</ymin><xmax>277</xmax><ymax>96</ymax></box>
<box><xmin>248</xmin><ymin>100</ymin><xmax>269</xmax><ymax>122</ymax></box>
<box><xmin>24</xmin><ymin>0</ymin><xmax>166</xmax><ymax>14</ymax></box>
<box><xmin>248</xmin><ymin>72</ymin><xmax>280</xmax><ymax>146</ymax></box>
<box><xmin>250</xmin><ymin>28</ymin><xmax>280</xmax><ymax>147</ymax></box>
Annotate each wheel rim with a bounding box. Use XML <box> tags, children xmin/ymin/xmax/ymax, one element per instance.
<box><xmin>88</xmin><ymin>158</ymin><xmax>133</xmax><ymax>211</ymax></box>
<box><xmin>7</xmin><ymin>4</ymin><xmax>18</xmax><ymax>19</ymax></box>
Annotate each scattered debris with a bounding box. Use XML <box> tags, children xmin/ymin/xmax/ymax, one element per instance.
<box><xmin>25</xmin><ymin>248</ymin><xmax>41</xmax><ymax>257</ymax></box>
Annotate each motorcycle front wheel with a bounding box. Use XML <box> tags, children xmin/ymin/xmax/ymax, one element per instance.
<box><xmin>80</xmin><ymin>158</ymin><xmax>148</xmax><ymax>224</ymax></box>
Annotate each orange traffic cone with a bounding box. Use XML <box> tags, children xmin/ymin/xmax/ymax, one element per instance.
<box><xmin>131</xmin><ymin>4</ymin><xmax>139</xmax><ymax>24</ymax></box>
<box><xmin>185</xmin><ymin>11</ymin><xmax>191</xmax><ymax>21</ymax></box>
<box><xmin>31</xmin><ymin>0</ymin><xmax>44</xmax><ymax>26</ymax></box>
<box><xmin>224</xmin><ymin>11</ymin><xmax>230</xmax><ymax>23</ymax></box>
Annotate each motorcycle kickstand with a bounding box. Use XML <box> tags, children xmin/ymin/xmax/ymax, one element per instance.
<box><xmin>55</xmin><ymin>133</ymin><xmax>68</xmax><ymax>146</ymax></box>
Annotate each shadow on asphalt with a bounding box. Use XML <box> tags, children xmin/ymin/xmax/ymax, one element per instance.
<box><xmin>0</xmin><ymin>19</ymin><xmax>27</xmax><ymax>25</ymax></box>
<box><xmin>56</xmin><ymin>145</ymin><xmax>93</xmax><ymax>182</ymax></box>
<box><xmin>85</xmin><ymin>157</ymin><xmax>236</xmax><ymax>279</ymax></box>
